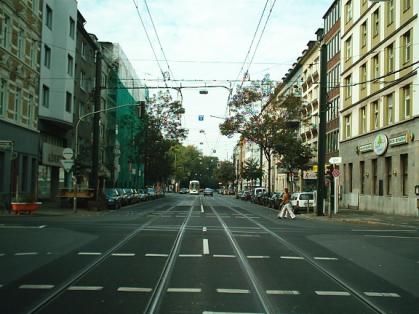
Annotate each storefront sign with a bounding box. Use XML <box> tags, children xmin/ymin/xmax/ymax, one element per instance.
<box><xmin>42</xmin><ymin>143</ymin><xmax>63</xmax><ymax>167</ymax></box>
<box><xmin>373</xmin><ymin>134</ymin><xmax>388</xmax><ymax>156</ymax></box>
<box><xmin>358</xmin><ymin>143</ymin><xmax>373</xmax><ymax>153</ymax></box>
<box><xmin>303</xmin><ymin>171</ymin><xmax>317</xmax><ymax>179</ymax></box>
<box><xmin>389</xmin><ymin>134</ymin><xmax>409</xmax><ymax>146</ymax></box>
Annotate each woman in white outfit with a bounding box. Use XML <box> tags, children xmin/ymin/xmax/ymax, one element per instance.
<box><xmin>278</xmin><ymin>188</ymin><xmax>296</xmax><ymax>219</ymax></box>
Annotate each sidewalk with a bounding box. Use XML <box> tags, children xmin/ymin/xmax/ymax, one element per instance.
<box><xmin>300</xmin><ymin>208</ymin><xmax>419</xmax><ymax>229</ymax></box>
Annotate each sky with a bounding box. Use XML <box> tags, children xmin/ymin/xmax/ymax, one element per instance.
<box><xmin>77</xmin><ymin>0</ymin><xmax>332</xmax><ymax>160</ymax></box>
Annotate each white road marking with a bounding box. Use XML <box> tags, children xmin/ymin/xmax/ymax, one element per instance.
<box><xmin>203</xmin><ymin>226</ymin><xmax>207</xmax><ymax>232</ymax></box>
<box><xmin>111</xmin><ymin>253</ymin><xmax>135</xmax><ymax>257</ymax></box>
<box><xmin>201</xmin><ymin>204</ymin><xmax>204</xmax><ymax>213</ymax></box>
<box><xmin>68</xmin><ymin>286</ymin><xmax>103</xmax><ymax>291</ymax></box>
<box><xmin>280</xmin><ymin>256</ymin><xmax>304</xmax><ymax>260</ymax></box>
<box><xmin>0</xmin><ymin>225</ymin><xmax>46</xmax><ymax>229</ymax></box>
<box><xmin>0</xmin><ymin>253</ymin><xmax>5</xmax><ymax>256</ymax></box>
<box><xmin>315</xmin><ymin>291</ymin><xmax>351</xmax><ymax>296</ymax></box>
<box><xmin>234</xmin><ymin>234</ymin><xmax>260</xmax><ymax>238</ymax></box>
<box><xmin>15</xmin><ymin>252</ymin><xmax>38</xmax><ymax>256</ymax></box>
<box><xmin>203</xmin><ymin>239</ymin><xmax>210</xmax><ymax>255</ymax></box>
<box><xmin>364</xmin><ymin>292</ymin><xmax>400</xmax><ymax>297</ymax></box>
<box><xmin>314</xmin><ymin>257</ymin><xmax>338</xmax><ymax>260</ymax></box>
<box><xmin>216</xmin><ymin>288</ymin><xmax>250</xmax><ymax>294</ymax></box>
<box><xmin>203</xmin><ymin>312</ymin><xmax>263</xmax><ymax>314</ymax></box>
<box><xmin>117</xmin><ymin>287</ymin><xmax>152</xmax><ymax>292</ymax></box>
<box><xmin>19</xmin><ymin>284</ymin><xmax>54</xmax><ymax>289</ymax></box>
<box><xmin>179</xmin><ymin>254</ymin><xmax>203</xmax><ymax>257</ymax></box>
<box><xmin>0</xmin><ymin>284</ymin><xmax>3</xmax><ymax>288</ymax></box>
<box><xmin>247</xmin><ymin>256</ymin><xmax>270</xmax><ymax>259</ymax></box>
<box><xmin>145</xmin><ymin>253</ymin><xmax>168</xmax><ymax>257</ymax></box>
<box><xmin>78</xmin><ymin>252</ymin><xmax>102</xmax><ymax>256</ymax></box>
<box><xmin>266</xmin><ymin>290</ymin><xmax>300</xmax><ymax>295</ymax></box>
<box><xmin>353</xmin><ymin>229</ymin><xmax>415</xmax><ymax>232</ymax></box>
<box><xmin>213</xmin><ymin>254</ymin><xmax>236</xmax><ymax>258</ymax></box>
<box><xmin>167</xmin><ymin>288</ymin><xmax>201</xmax><ymax>293</ymax></box>
<box><xmin>364</xmin><ymin>235</ymin><xmax>419</xmax><ymax>239</ymax></box>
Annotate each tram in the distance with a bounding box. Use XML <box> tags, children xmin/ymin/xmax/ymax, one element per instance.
<box><xmin>189</xmin><ymin>180</ymin><xmax>200</xmax><ymax>195</ymax></box>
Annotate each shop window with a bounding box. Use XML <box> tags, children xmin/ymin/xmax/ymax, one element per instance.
<box><xmin>360</xmin><ymin>161</ymin><xmax>365</xmax><ymax>194</ymax></box>
<box><xmin>348</xmin><ymin>163</ymin><xmax>353</xmax><ymax>193</ymax></box>
<box><xmin>372</xmin><ymin>159</ymin><xmax>377</xmax><ymax>195</ymax></box>
<box><xmin>385</xmin><ymin>157</ymin><xmax>392</xmax><ymax>195</ymax></box>
<box><xmin>401</xmin><ymin>154</ymin><xmax>408</xmax><ymax>196</ymax></box>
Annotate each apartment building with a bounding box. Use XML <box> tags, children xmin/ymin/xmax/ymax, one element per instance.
<box><xmin>37</xmin><ymin>0</ymin><xmax>77</xmax><ymax>199</ymax></box>
<box><xmin>0</xmin><ymin>0</ymin><xmax>42</xmax><ymax>205</ymax></box>
<box><xmin>340</xmin><ymin>0</ymin><xmax>418</xmax><ymax>215</ymax></box>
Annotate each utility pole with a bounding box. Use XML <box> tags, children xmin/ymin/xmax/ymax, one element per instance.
<box><xmin>316</xmin><ymin>41</ymin><xmax>327</xmax><ymax>216</ymax></box>
<box><xmin>91</xmin><ymin>50</ymin><xmax>102</xmax><ymax>199</ymax></box>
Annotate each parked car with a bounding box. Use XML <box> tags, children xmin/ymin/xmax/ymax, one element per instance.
<box><xmin>147</xmin><ymin>187</ymin><xmax>157</xmax><ymax>199</ymax></box>
<box><xmin>117</xmin><ymin>188</ymin><xmax>129</xmax><ymax>206</ymax></box>
<box><xmin>236</xmin><ymin>190</ymin><xmax>244</xmax><ymax>199</ymax></box>
<box><xmin>179</xmin><ymin>188</ymin><xmax>188</xmax><ymax>194</ymax></box>
<box><xmin>130</xmin><ymin>189</ymin><xmax>140</xmax><ymax>203</ymax></box>
<box><xmin>138</xmin><ymin>189</ymin><xmax>148</xmax><ymax>201</ymax></box>
<box><xmin>290</xmin><ymin>192</ymin><xmax>315</xmax><ymax>213</ymax></box>
<box><xmin>251</xmin><ymin>187</ymin><xmax>266</xmax><ymax>203</ymax></box>
<box><xmin>104</xmin><ymin>188</ymin><xmax>121</xmax><ymax>209</ymax></box>
<box><xmin>240</xmin><ymin>190</ymin><xmax>251</xmax><ymax>201</ymax></box>
<box><xmin>123</xmin><ymin>188</ymin><xmax>136</xmax><ymax>204</ymax></box>
<box><xmin>203</xmin><ymin>188</ymin><xmax>213</xmax><ymax>196</ymax></box>
<box><xmin>268</xmin><ymin>192</ymin><xmax>283</xmax><ymax>209</ymax></box>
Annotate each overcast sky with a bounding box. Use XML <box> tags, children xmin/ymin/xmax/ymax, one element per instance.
<box><xmin>77</xmin><ymin>0</ymin><xmax>332</xmax><ymax>160</ymax></box>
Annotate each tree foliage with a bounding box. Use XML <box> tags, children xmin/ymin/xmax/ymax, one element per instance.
<box><xmin>241</xmin><ymin>158</ymin><xmax>263</xmax><ymax>183</ymax></box>
<box><xmin>214</xmin><ymin>161</ymin><xmax>235</xmax><ymax>186</ymax></box>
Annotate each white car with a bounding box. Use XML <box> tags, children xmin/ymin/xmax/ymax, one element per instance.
<box><xmin>290</xmin><ymin>192</ymin><xmax>315</xmax><ymax>213</ymax></box>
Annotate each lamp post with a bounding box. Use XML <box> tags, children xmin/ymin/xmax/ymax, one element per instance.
<box><xmin>72</xmin><ymin>101</ymin><xmax>142</xmax><ymax>212</ymax></box>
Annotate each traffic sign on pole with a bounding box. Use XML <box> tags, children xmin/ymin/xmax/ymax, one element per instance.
<box><xmin>329</xmin><ymin>157</ymin><xmax>342</xmax><ymax>164</ymax></box>
<box><xmin>62</xmin><ymin>148</ymin><xmax>74</xmax><ymax>160</ymax></box>
<box><xmin>332</xmin><ymin>168</ymin><xmax>340</xmax><ymax>177</ymax></box>
<box><xmin>60</xmin><ymin>159</ymin><xmax>74</xmax><ymax>172</ymax></box>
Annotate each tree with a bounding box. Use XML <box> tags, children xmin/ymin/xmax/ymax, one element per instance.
<box><xmin>214</xmin><ymin>161</ymin><xmax>235</xmax><ymax>187</ymax></box>
<box><xmin>241</xmin><ymin>158</ymin><xmax>263</xmax><ymax>187</ymax></box>
<box><xmin>219</xmin><ymin>85</ymin><xmax>304</xmax><ymax>192</ymax></box>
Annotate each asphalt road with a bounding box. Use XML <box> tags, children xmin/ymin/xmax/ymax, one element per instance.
<box><xmin>0</xmin><ymin>194</ymin><xmax>418</xmax><ymax>314</ymax></box>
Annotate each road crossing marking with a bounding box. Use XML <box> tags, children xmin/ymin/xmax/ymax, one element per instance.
<box><xmin>203</xmin><ymin>226</ymin><xmax>207</xmax><ymax>232</ymax></box>
<box><xmin>213</xmin><ymin>254</ymin><xmax>236</xmax><ymax>258</ymax></box>
<box><xmin>19</xmin><ymin>284</ymin><xmax>54</xmax><ymax>289</ymax></box>
<box><xmin>364</xmin><ymin>235</ymin><xmax>419</xmax><ymax>239</ymax></box>
<box><xmin>167</xmin><ymin>288</ymin><xmax>201</xmax><ymax>293</ymax></box>
<box><xmin>216</xmin><ymin>288</ymin><xmax>250</xmax><ymax>294</ymax></box>
<box><xmin>364</xmin><ymin>292</ymin><xmax>400</xmax><ymax>297</ymax></box>
<box><xmin>203</xmin><ymin>239</ymin><xmax>210</xmax><ymax>255</ymax></box>
<box><xmin>68</xmin><ymin>286</ymin><xmax>103</xmax><ymax>291</ymax></box>
<box><xmin>315</xmin><ymin>291</ymin><xmax>351</xmax><ymax>296</ymax></box>
<box><xmin>247</xmin><ymin>256</ymin><xmax>270</xmax><ymax>259</ymax></box>
<box><xmin>179</xmin><ymin>254</ymin><xmax>203</xmax><ymax>257</ymax></box>
<box><xmin>78</xmin><ymin>252</ymin><xmax>102</xmax><ymax>256</ymax></box>
<box><xmin>145</xmin><ymin>253</ymin><xmax>169</xmax><ymax>257</ymax></box>
<box><xmin>314</xmin><ymin>257</ymin><xmax>338</xmax><ymax>261</ymax></box>
<box><xmin>117</xmin><ymin>287</ymin><xmax>152</xmax><ymax>292</ymax></box>
<box><xmin>201</xmin><ymin>204</ymin><xmax>204</xmax><ymax>213</ymax></box>
<box><xmin>111</xmin><ymin>253</ymin><xmax>135</xmax><ymax>257</ymax></box>
<box><xmin>234</xmin><ymin>234</ymin><xmax>260</xmax><ymax>238</ymax></box>
<box><xmin>266</xmin><ymin>290</ymin><xmax>300</xmax><ymax>295</ymax></box>
<box><xmin>280</xmin><ymin>256</ymin><xmax>304</xmax><ymax>260</ymax></box>
<box><xmin>15</xmin><ymin>252</ymin><xmax>38</xmax><ymax>256</ymax></box>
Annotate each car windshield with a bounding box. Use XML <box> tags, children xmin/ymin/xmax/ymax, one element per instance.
<box><xmin>300</xmin><ymin>193</ymin><xmax>314</xmax><ymax>200</ymax></box>
<box><xmin>105</xmin><ymin>189</ymin><xmax>118</xmax><ymax>196</ymax></box>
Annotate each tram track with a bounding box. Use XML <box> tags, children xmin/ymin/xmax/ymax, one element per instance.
<box><xmin>212</xmin><ymin>196</ymin><xmax>387</xmax><ymax>314</ymax></box>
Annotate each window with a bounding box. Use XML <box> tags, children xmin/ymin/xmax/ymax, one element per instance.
<box><xmin>345</xmin><ymin>75</ymin><xmax>352</xmax><ymax>99</ymax></box>
<box><xmin>2</xmin><ymin>15</ymin><xmax>10</xmax><ymax>49</ymax></box>
<box><xmin>81</xmin><ymin>42</ymin><xmax>86</xmax><ymax>59</ymax></box>
<box><xmin>371</xmin><ymin>101</ymin><xmax>379</xmax><ymax>130</ymax></box>
<box><xmin>402</xmin><ymin>85</ymin><xmax>411</xmax><ymax>118</ymax></box>
<box><xmin>67</xmin><ymin>55</ymin><xmax>73</xmax><ymax>76</ymax></box>
<box><xmin>373</xmin><ymin>9</ymin><xmax>380</xmax><ymax>37</ymax></box>
<box><xmin>80</xmin><ymin>71</ymin><xmax>87</xmax><ymax>91</ymax></box>
<box><xmin>344</xmin><ymin>114</ymin><xmax>351</xmax><ymax>138</ymax></box>
<box><xmin>360</xmin><ymin>106</ymin><xmax>367</xmax><ymax>134</ymax></box>
<box><xmin>387</xmin><ymin>0</ymin><xmax>394</xmax><ymax>25</ymax></box>
<box><xmin>345</xmin><ymin>36</ymin><xmax>352</xmax><ymax>61</ymax></box>
<box><xmin>14</xmin><ymin>88</ymin><xmax>21</xmax><ymax>121</ymax></box>
<box><xmin>27</xmin><ymin>95</ymin><xmax>33</xmax><ymax>127</ymax></box>
<box><xmin>17</xmin><ymin>29</ymin><xmax>25</xmax><ymax>59</ymax></box>
<box><xmin>360</xmin><ymin>64</ymin><xmax>367</xmax><ymax>90</ymax></box>
<box><xmin>79</xmin><ymin>102</ymin><xmax>85</xmax><ymax>117</ymax></box>
<box><xmin>44</xmin><ymin>45</ymin><xmax>51</xmax><ymax>68</ymax></box>
<box><xmin>69</xmin><ymin>17</ymin><xmax>75</xmax><ymax>39</ymax></box>
<box><xmin>45</xmin><ymin>5</ymin><xmax>53</xmax><ymax>29</ymax></box>
<box><xmin>32</xmin><ymin>0</ymin><xmax>38</xmax><ymax>13</ymax></box>
<box><xmin>65</xmin><ymin>92</ymin><xmax>72</xmax><ymax>113</ymax></box>
<box><xmin>345</xmin><ymin>0</ymin><xmax>352</xmax><ymax>23</ymax></box>
<box><xmin>387</xmin><ymin>44</ymin><xmax>394</xmax><ymax>73</ymax></box>
<box><xmin>42</xmin><ymin>85</ymin><xmax>49</xmax><ymax>108</ymax></box>
<box><xmin>348</xmin><ymin>163</ymin><xmax>353</xmax><ymax>193</ymax></box>
<box><xmin>403</xmin><ymin>0</ymin><xmax>411</xmax><ymax>11</ymax></box>
<box><xmin>29</xmin><ymin>43</ymin><xmax>35</xmax><ymax>68</ymax></box>
<box><xmin>373</xmin><ymin>54</ymin><xmax>380</xmax><ymax>79</ymax></box>
<box><xmin>401</xmin><ymin>154</ymin><xmax>408</xmax><ymax>196</ymax></box>
<box><xmin>0</xmin><ymin>79</ymin><xmax>6</xmax><ymax>116</ymax></box>
<box><xmin>403</xmin><ymin>30</ymin><xmax>411</xmax><ymax>64</ymax></box>
<box><xmin>361</xmin><ymin>21</ymin><xmax>367</xmax><ymax>47</ymax></box>
<box><xmin>385</xmin><ymin>93</ymin><xmax>394</xmax><ymax>125</ymax></box>
<box><xmin>360</xmin><ymin>161</ymin><xmax>365</xmax><ymax>194</ymax></box>
<box><xmin>372</xmin><ymin>159</ymin><xmax>377</xmax><ymax>195</ymax></box>
<box><xmin>385</xmin><ymin>157</ymin><xmax>392</xmax><ymax>195</ymax></box>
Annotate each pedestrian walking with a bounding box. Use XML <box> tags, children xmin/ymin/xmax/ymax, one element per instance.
<box><xmin>278</xmin><ymin>188</ymin><xmax>295</xmax><ymax>219</ymax></box>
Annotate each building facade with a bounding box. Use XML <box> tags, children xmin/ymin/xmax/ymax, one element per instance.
<box><xmin>340</xmin><ymin>0</ymin><xmax>418</xmax><ymax>215</ymax></box>
<box><xmin>0</xmin><ymin>0</ymin><xmax>42</xmax><ymax>206</ymax></box>
<box><xmin>38</xmin><ymin>0</ymin><xmax>77</xmax><ymax>199</ymax></box>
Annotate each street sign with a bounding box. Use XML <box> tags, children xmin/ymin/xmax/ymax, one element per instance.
<box><xmin>62</xmin><ymin>148</ymin><xmax>74</xmax><ymax>160</ymax></box>
<box><xmin>60</xmin><ymin>159</ymin><xmax>74</xmax><ymax>172</ymax></box>
<box><xmin>198</xmin><ymin>115</ymin><xmax>204</xmax><ymax>121</ymax></box>
<box><xmin>332</xmin><ymin>168</ymin><xmax>340</xmax><ymax>177</ymax></box>
<box><xmin>329</xmin><ymin>157</ymin><xmax>342</xmax><ymax>164</ymax></box>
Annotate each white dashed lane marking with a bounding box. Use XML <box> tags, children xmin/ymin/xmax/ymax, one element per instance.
<box><xmin>167</xmin><ymin>288</ymin><xmax>201</xmax><ymax>293</ymax></box>
<box><xmin>179</xmin><ymin>254</ymin><xmax>202</xmax><ymax>257</ymax></box>
<box><xmin>203</xmin><ymin>239</ymin><xmax>210</xmax><ymax>255</ymax></box>
<box><xmin>247</xmin><ymin>256</ymin><xmax>270</xmax><ymax>259</ymax></box>
<box><xmin>68</xmin><ymin>286</ymin><xmax>103</xmax><ymax>291</ymax></box>
<box><xmin>78</xmin><ymin>252</ymin><xmax>102</xmax><ymax>256</ymax></box>
<box><xmin>203</xmin><ymin>226</ymin><xmax>207</xmax><ymax>232</ymax></box>
<box><xmin>19</xmin><ymin>284</ymin><xmax>54</xmax><ymax>289</ymax></box>
<box><xmin>111</xmin><ymin>253</ymin><xmax>135</xmax><ymax>257</ymax></box>
<box><xmin>280</xmin><ymin>256</ymin><xmax>304</xmax><ymax>260</ymax></box>
<box><xmin>364</xmin><ymin>292</ymin><xmax>400</xmax><ymax>297</ymax></box>
<box><xmin>266</xmin><ymin>290</ymin><xmax>300</xmax><ymax>295</ymax></box>
<box><xmin>15</xmin><ymin>252</ymin><xmax>38</xmax><ymax>256</ymax></box>
<box><xmin>216</xmin><ymin>288</ymin><xmax>250</xmax><ymax>294</ymax></box>
<box><xmin>145</xmin><ymin>253</ymin><xmax>168</xmax><ymax>257</ymax></box>
<box><xmin>315</xmin><ymin>291</ymin><xmax>351</xmax><ymax>296</ymax></box>
<box><xmin>117</xmin><ymin>287</ymin><xmax>152</xmax><ymax>292</ymax></box>
<box><xmin>314</xmin><ymin>257</ymin><xmax>338</xmax><ymax>261</ymax></box>
<box><xmin>203</xmin><ymin>312</ymin><xmax>263</xmax><ymax>314</ymax></box>
<box><xmin>213</xmin><ymin>254</ymin><xmax>236</xmax><ymax>258</ymax></box>
<box><xmin>364</xmin><ymin>235</ymin><xmax>419</xmax><ymax>239</ymax></box>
